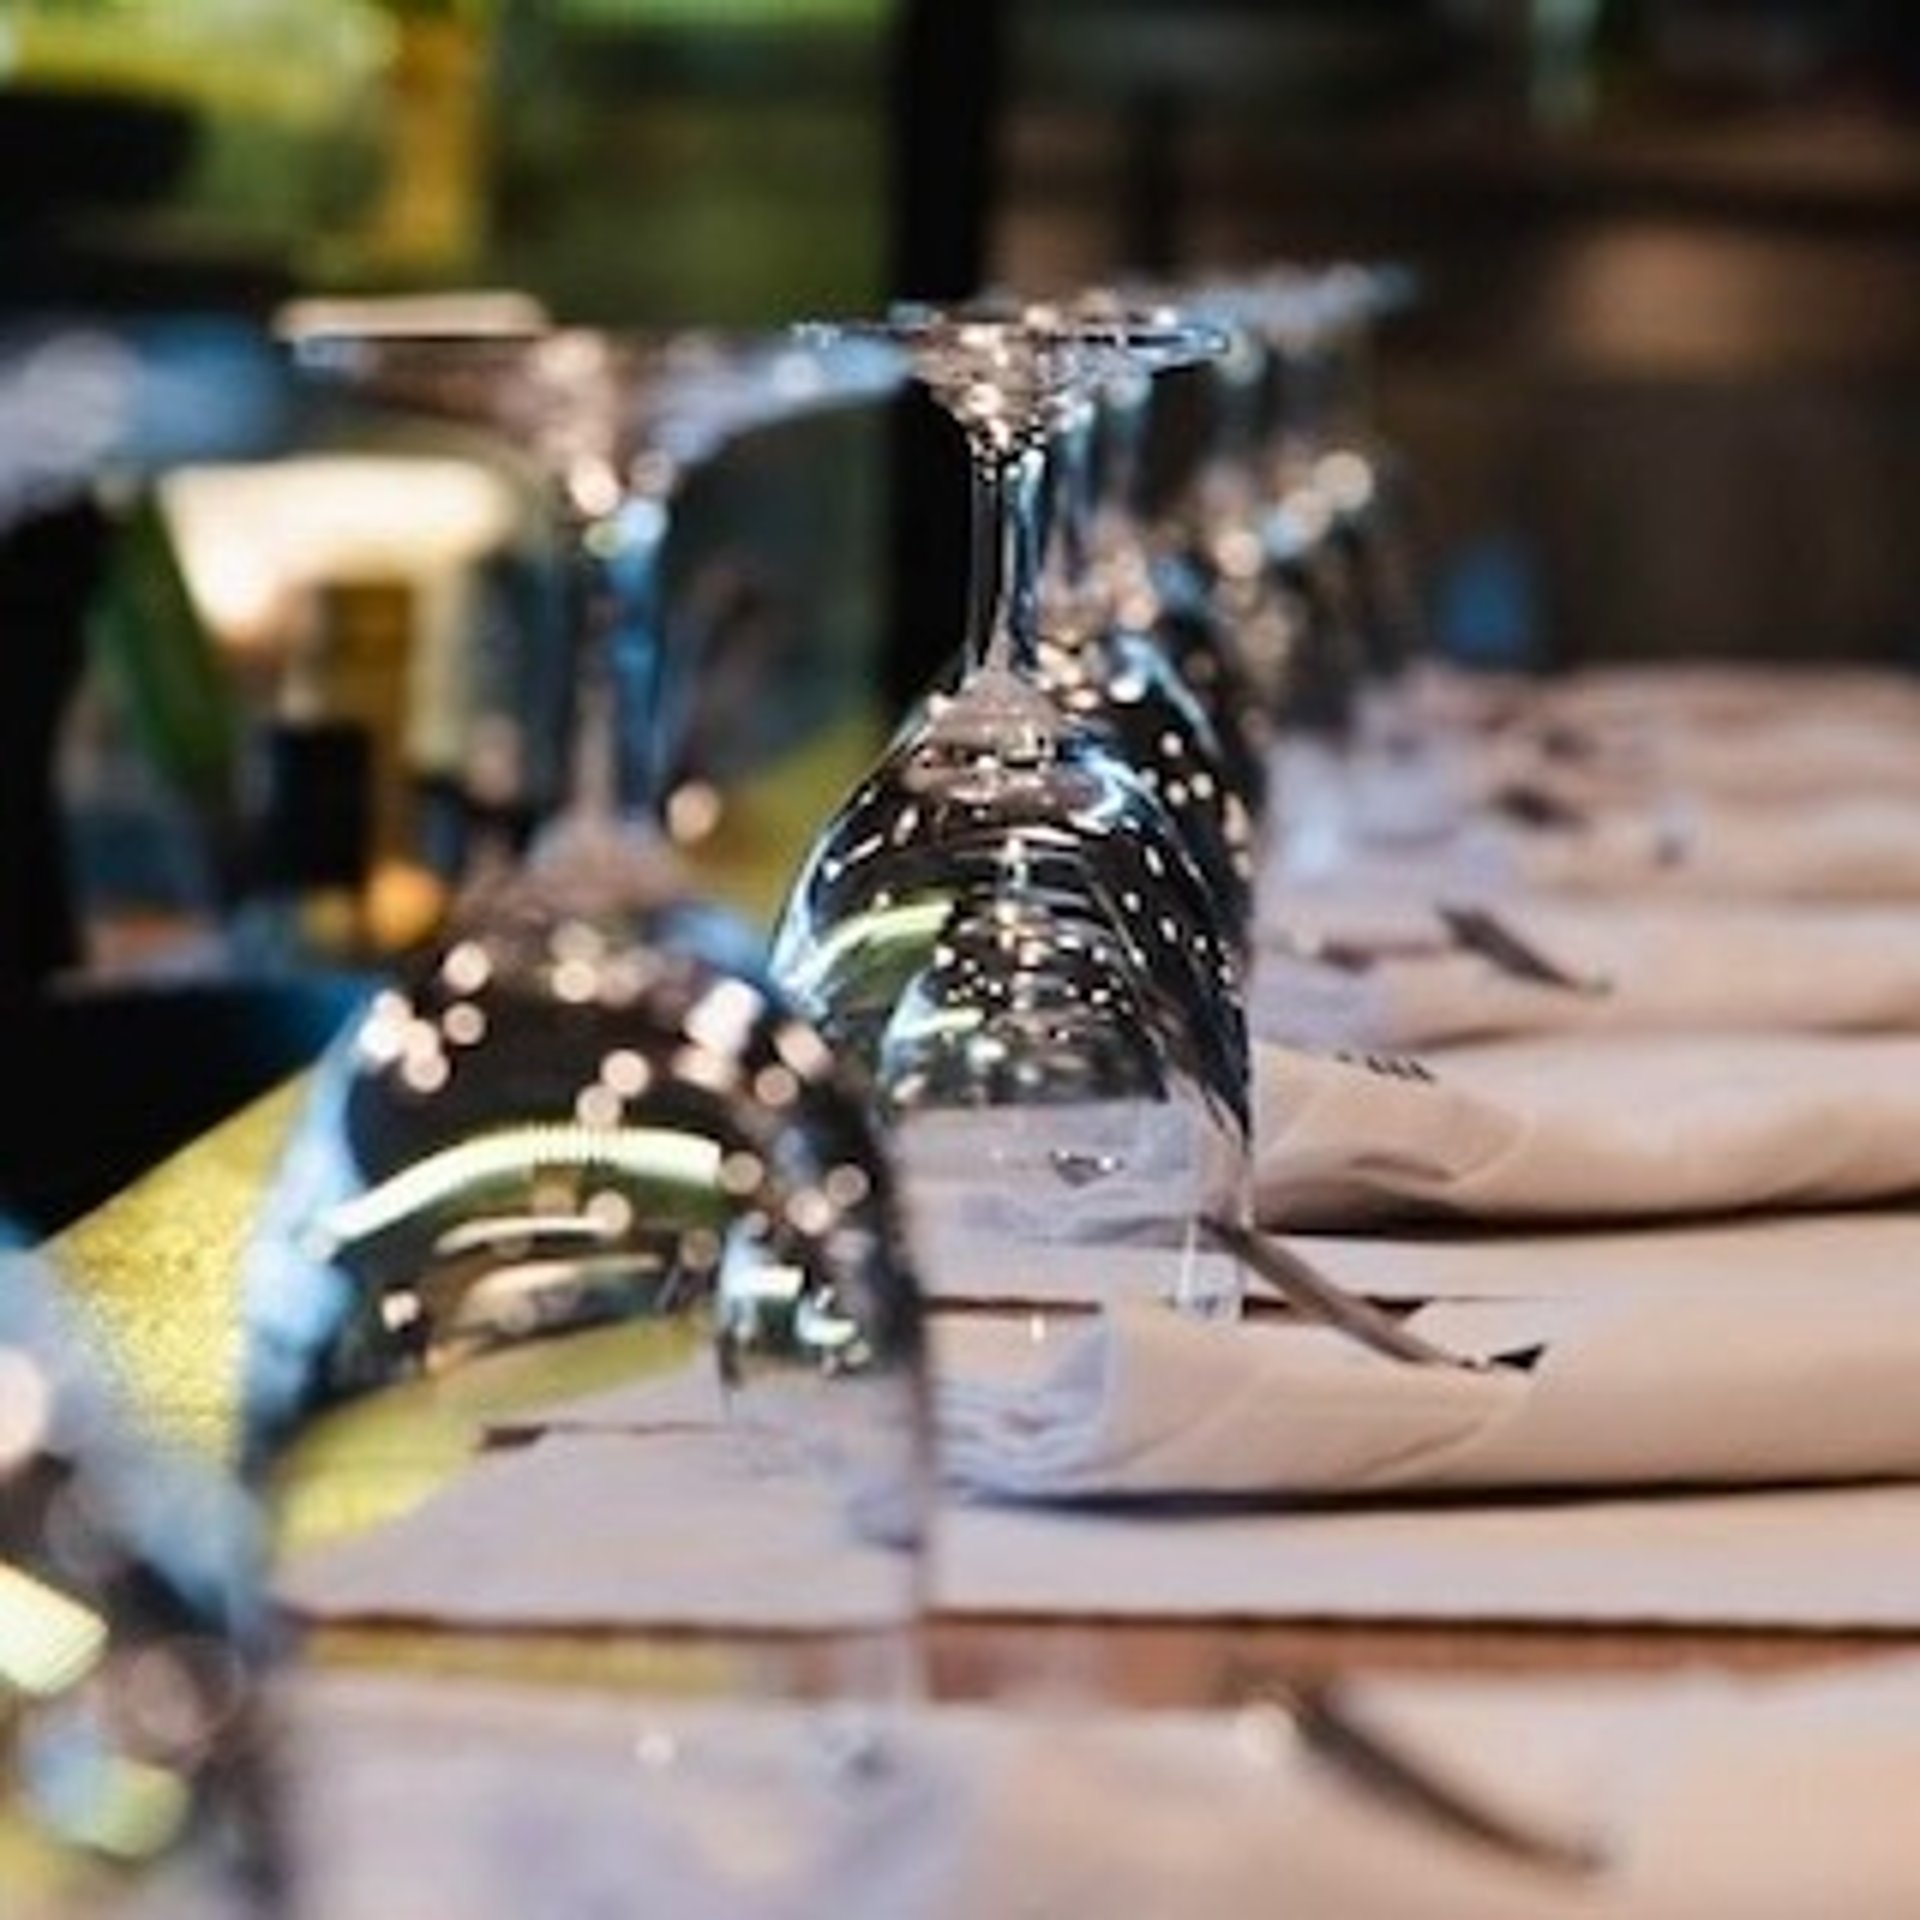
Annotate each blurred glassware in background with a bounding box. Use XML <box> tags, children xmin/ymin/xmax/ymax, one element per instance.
<box><xmin>1180</xmin><ymin>268</ymin><xmax>1368</xmax><ymax>752</ymax></box>
<box><xmin>1030</xmin><ymin>298</ymin><xmax>1260</xmax><ymax>945</ymax></box>
<box><xmin>56</xmin><ymin>293</ymin><xmax>548</xmax><ymax>983</ymax></box>
<box><xmin>154</xmin><ymin>451</ymin><xmax>530</xmax><ymax>971</ymax></box>
<box><xmin>1146</xmin><ymin>295</ymin><xmax>1300</xmax><ymax>727</ymax></box>
<box><xmin>1267</xmin><ymin>262</ymin><xmax>1429</xmax><ymax>718</ymax></box>
<box><xmin>0</xmin><ymin>313</ymin><xmax>300</xmax><ymax>1006</ymax></box>
<box><xmin>1068</xmin><ymin>292</ymin><xmax>1275</xmax><ymax>853</ymax></box>
<box><xmin>237</xmin><ymin>931</ymin><xmax>931</xmax><ymax>1634</ymax></box>
<box><xmin>234</xmin><ymin>317</ymin><xmax>929</xmax><ymax>1688</ymax></box>
<box><xmin>770</xmin><ymin>305</ymin><xmax>1251</xmax><ymax>1314</ymax></box>
<box><xmin>0</xmin><ymin>319</ymin><xmax>294</xmax><ymax>539</ymax></box>
<box><xmin>274</xmin><ymin>313</ymin><xmax>904</xmax><ymax>947</ymax></box>
<box><xmin>1176</xmin><ymin>263</ymin><xmax>1449</xmax><ymax>883</ymax></box>
<box><xmin>0</xmin><ymin>1246</ymin><xmax>284</xmax><ymax>1920</ymax></box>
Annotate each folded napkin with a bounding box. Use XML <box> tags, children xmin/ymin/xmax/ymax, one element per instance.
<box><xmin>274</xmin><ymin>1421</ymin><xmax>917</xmax><ymax>1631</ymax></box>
<box><xmin>279</xmin><ymin>1659</ymin><xmax>1920</xmax><ymax>1920</ymax></box>
<box><xmin>921</xmin><ymin>1206</ymin><xmax>1920</xmax><ymax>1309</ymax></box>
<box><xmin>1254</xmin><ymin>1033</ymin><xmax>1920</xmax><ymax>1227</ymax></box>
<box><xmin>939</xmin><ymin>1281</ymin><xmax>1920</xmax><ymax>1502</ymax></box>
<box><xmin>1503</xmin><ymin>794</ymin><xmax>1920</xmax><ymax>901</ymax></box>
<box><xmin>1277</xmin><ymin>1206</ymin><xmax>1920</xmax><ymax>1306</ymax></box>
<box><xmin>1424</xmin><ymin>659</ymin><xmax>1920</xmax><ymax>736</ymax></box>
<box><xmin>1250</xmin><ymin>898</ymin><xmax>1920</xmax><ymax>1051</ymax></box>
<box><xmin>1503</xmin><ymin>713</ymin><xmax>1920</xmax><ymax>810</ymax></box>
<box><xmin>270</xmin><ymin>1311</ymin><xmax>1920</xmax><ymax>1635</ymax></box>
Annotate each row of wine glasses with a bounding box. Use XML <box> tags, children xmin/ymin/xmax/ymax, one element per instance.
<box><xmin>234</xmin><ymin>260</ymin><xmax>1423</xmax><ymax>1518</ymax></box>
<box><xmin>767</xmin><ymin>270</ymin><xmax>1424</xmax><ymax>1306</ymax></box>
<box><xmin>17</xmin><ymin>258</ymin><xmax>1425</xmax><ymax>1913</ymax></box>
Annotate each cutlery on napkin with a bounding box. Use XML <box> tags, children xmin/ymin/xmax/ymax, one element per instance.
<box><xmin>1504</xmin><ymin>793</ymin><xmax>1920</xmax><ymax>902</ymax></box>
<box><xmin>1253</xmin><ymin>1033</ymin><xmax>1920</xmax><ymax>1228</ymax></box>
<box><xmin>938</xmin><ymin>1280</ymin><xmax>1920</xmax><ymax>1502</ymax></box>
<box><xmin>1251</xmin><ymin>898</ymin><xmax>1920</xmax><ymax>1052</ymax></box>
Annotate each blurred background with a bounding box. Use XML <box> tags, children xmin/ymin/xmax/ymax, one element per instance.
<box><xmin>8</xmin><ymin>0</ymin><xmax>1920</xmax><ymax>1227</ymax></box>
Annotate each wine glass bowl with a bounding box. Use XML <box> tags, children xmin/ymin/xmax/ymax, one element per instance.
<box><xmin>874</xmin><ymin>893</ymin><xmax>1168</xmax><ymax>1115</ymax></box>
<box><xmin>871</xmin><ymin>889</ymin><xmax>1247</xmax><ymax>1302</ymax></box>
<box><xmin>239</xmin><ymin>925</ymin><xmax>927</xmax><ymax>1494</ymax></box>
<box><xmin>283</xmin><ymin>318</ymin><xmax>905</xmax><ymax>854</ymax></box>
<box><xmin>773</xmin><ymin>680</ymin><xmax>1249</xmax><ymax>1094</ymax></box>
<box><xmin>774</xmin><ymin>305</ymin><xmax>1249</xmax><ymax>1097</ymax></box>
<box><xmin>236</xmin><ymin>319</ymin><xmax>930</xmax><ymax>1667</ymax></box>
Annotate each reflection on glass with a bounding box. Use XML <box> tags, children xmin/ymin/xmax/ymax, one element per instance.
<box><xmin>1032</xmin><ymin>318</ymin><xmax>1258</xmax><ymax>941</ymax></box>
<box><xmin>239</xmin><ymin>319</ymin><xmax>928</xmax><ymax>1688</ymax></box>
<box><xmin>240</xmin><ymin>933</ymin><xmax>928</xmax><ymax>1546</ymax></box>
<box><xmin>771</xmin><ymin>305</ymin><xmax>1252</xmax><ymax>1316</ymax></box>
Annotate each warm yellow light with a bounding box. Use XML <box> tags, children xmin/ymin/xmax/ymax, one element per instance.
<box><xmin>0</xmin><ymin>1565</ymin><xmax>108</xmax><ymax>1700</ymax></box>
<box><xmin>160</xmin><ymin>453</ymin><xmax>524</xmax><ymax>650</ymax></box>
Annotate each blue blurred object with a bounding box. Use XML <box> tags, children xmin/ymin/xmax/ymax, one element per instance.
<box><xmin>1434</xmin><ymin>531</ymin><xmax>1544</xmax><ymax>673</ymax></box>
<box><xmin>0</xmin><ymin>314</ymin><xmax>293</xmax><ymax>535</ymax></box>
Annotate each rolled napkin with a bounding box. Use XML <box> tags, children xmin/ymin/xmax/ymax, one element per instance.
<box><xmin>1250</xmin><ymin>898</ymin><xmax>1920</xmax><ymax>1052</ymax></box>
<box><xmin>1254</xmin><ymin>1033</ymin><xmax>1920</xmax><ymax>1227</ymax></box>
<box><xmin>939</xmin><ymin>1282</ymin><xmax>1920</xmax><ymax>1502</ymax></box>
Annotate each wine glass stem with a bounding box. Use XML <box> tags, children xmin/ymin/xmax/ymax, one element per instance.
<box><xmin>1326</xmin><ymin>328</ymin><xmax>1373</xmax><ymax>444</ymax></box>
<box><xmin>1092</xmin><ymin>377</ymin><xmax>1147</xmax><ymax>554</ymax></box>
<box><xmin>562</xmin><ymin>486</ymin><xmax>672</xmax><ymax>829</ymax></box>
<box><xmin>965</xmin><ymin>429</ymin><xmax>1049</xmax><ymax>681</ymax></box>
<box><xmin>1193</xmin><ymin>347</ymin><xmax>1262</xmax><ymax>530</ymax></box>
<box><xmin>1276</xmin><ymin>337</ymin><xmax>1335</xmax><ymax>456</ymax></box>
<box><xmin>1046</xmin><ymin>402</ymin><xmax>1096</xmax><ymax>597</ymax></box>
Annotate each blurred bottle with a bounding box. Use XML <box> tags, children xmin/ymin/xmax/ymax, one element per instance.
<box><xmin>313</xmin><ymin>1</ymin><xmax>501</xmax><ymax>291</ymax></box>
<box><xmin>0</xmin><ymin>0</ymin><xmax>396</xmax><ymax>305</ymax></box>
<box><xmin>233</xmin><ymin>572</ymin><xmax>468</xmax><ymax>974</ymax></box>
<box><xmin>0</xmin><ymin>0</ymin><xmax>394</xmax><ymax>994</ymax></box>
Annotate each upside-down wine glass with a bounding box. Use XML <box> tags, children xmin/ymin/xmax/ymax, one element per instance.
<box><xmin>1270</xmin><ymin>261</ymin><xmax>1428</xmax><ymax>705</ymax></box>
<box><xmin>1174</xmin><ymin>271</ymin><xmax>1365</xmax><ymax>745</ymax></box>
<box><xmin>237</xmin><ymin>320</ymin><xmax>931</xmax><ymax>1692</ymax></box>
<box><xmin>1063</xmin><ymin>292</ymin><xmax>1275</xmax><ymax>844</ymax></box>
<box><xmin>1165</xmin><ymin>269</ymin><xmax>1397</xmax><ymax>887</ymax></box>
<box><xmin>1032</xmin><ymin>301</ymin><xmax>1263</xmax><ymax>938</ymax></box>
<box><xmin>1137</xmin><ymin>295</ymin><xmax>1281</xmax><ymax>712</ymax></box>
<box><xmin>770</xmin><ymin>305</ymin><xmax>1253</xmax><ymax>1315</ymax></box>
<box><xmin>1249</xmin><ymin>262</ymin><xmax>1466</xmax><ymax>866</ymax></box>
